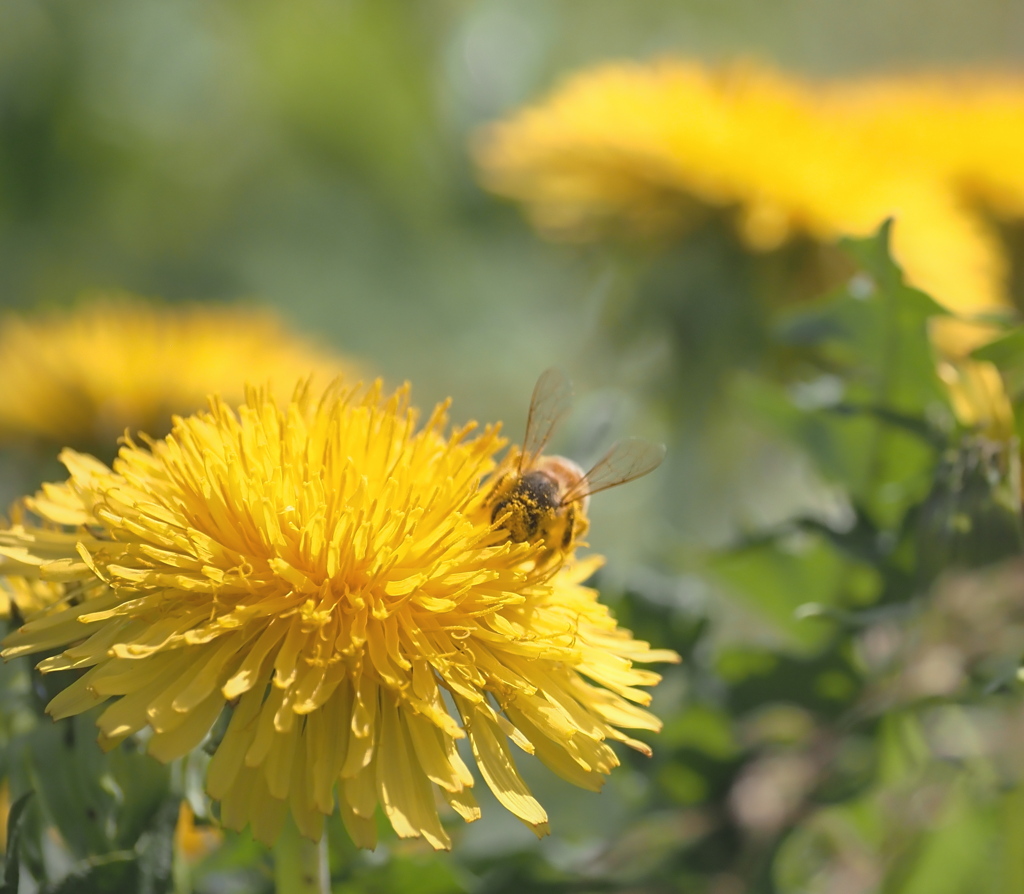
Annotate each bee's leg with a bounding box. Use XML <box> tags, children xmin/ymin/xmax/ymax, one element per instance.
<box><xmin>486</xmin><ymin>474</ymin><xmax>511</xmax><ymax>521</ymax></box>
<box><xmin>561</xmin><ymin>505</ymin><xmax>576</xmax><ymax>550</ymax></box>
<box><xmin>488</xmin><ymin>474</ymin><xmax>512</xmax><ymax>524</ymax></box>
<box><xmin>491</xmin><ymin>498</ymin><xmax>509</xmax><ymax>525</ymax></box>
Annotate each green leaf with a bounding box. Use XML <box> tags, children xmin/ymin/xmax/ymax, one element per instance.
<box><xmin>659</xmin><ymin>705</ymin><xmax>739</xmax><ymax>759</ymax></box>
<box><xmin>0</xmin><ymin>792</ymin><xmax>34</xmax><ymax>894</ymax></box>
<box><xmin>709</xmin><ymin>531</ymin><xmax>878</xmax><ymax>652</ymax></box>
<box><xmin>38</xmin><ymin>853</ymin><xmax>137</xmax><ymax>894</ymax></box>
<box><xmin>971</xmin><ymin>327</ymin><xmax>1024</xmax><ymax>402</ymax></box>
<box><xmin>971</xmin><ymin>326</ymin><xmax>1024</xmax><ymax>368</ymax></box>
<box><xmin>769</xmin><ymin>223</ymin><xmax>952</xmax><ymax>527</ymax></box>
<box><xmin>999</xmin><ymin>784</ymin><xmax>1024</xmax><ymax>894</ymax></box>
<box><xmin>893</xmin><ymin>778</ymin><xmax>999</xmax><ymax>894</ymax></box>
<box><xmin>136</xmin><ymin>800</ymin><xmax>179</xmax><ymax>894</ymax></box>
<box><xmin>779</xmin><ymin>223</ymin><xmax>950</xmax><ymax>417</ymax></box>
<box><xmin>23</xmin><ymin>717</ymin><xmax>119</xmax><ymax>857</ymax></box>
<box><xmin>21</xmin><ymin>714</ymin><xmax>171</xmax><ymax>859</ymax></box>
<box><xmin>105</xmin><ymin>744</ymin><xmax>172</xmax><ymax>850</ymax></box>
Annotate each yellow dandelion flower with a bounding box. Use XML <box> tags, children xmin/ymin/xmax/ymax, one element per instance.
<box><xmin>0</xmin><ymin>296</ymin><xmax>354</xmax><ymax>447</ymax></box>
<box><xmin>473</xmin><ymin>60</ymin><xmax>1011</xmax><ymax>325</ymax></box>
<box><xmin>0</xmin><ymin>381</ymin><xmax>677</xmax><ymax>848</ymax></box>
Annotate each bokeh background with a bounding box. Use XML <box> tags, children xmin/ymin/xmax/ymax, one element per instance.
<box><xmin>7</xmin><ymin>0</ymin><xmax>1024</xmax><ymax>550</ymax></box>
<box><xmin>3</xmin><ymin>2</ymin><xmax>1024</xmax><ymax>892</ymax></box>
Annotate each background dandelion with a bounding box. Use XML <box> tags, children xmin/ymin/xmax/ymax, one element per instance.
<box><xmin>473</xmin><ymin>60</ymin><xmax>1024</xmax><ymax>339</ymax></box>
<box><xmin>0</xmin><ymin>296</ymin><xmax>354</xmax><ymax>449</ymax></box>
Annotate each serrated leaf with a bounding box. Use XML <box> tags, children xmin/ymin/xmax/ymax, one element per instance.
<box><xmin>839</xmin><ymin>220</ymin><xmax>946</xmax><ymax>317</ymax></box>
<box><xmin>778</xmin><ymin>225</ymin><xmax>950</xmax><ymax>417</ymax></box>
<box><xmin>769</xmin><ymin>224</ymin><xmax>952</xmax><ymax>527</ymax></box>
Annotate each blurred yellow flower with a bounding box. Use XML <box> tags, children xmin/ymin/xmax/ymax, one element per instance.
<box><xmin>477</xmin><ymin>63</ymin><xmax>873</xmax><ymax>244</ymax></box>
<box><xmin>936</xmin><ymin>356</ymin><xmax>1016</xmax><ymax>440</ymax></box>
<box><xmin>0</xmin><ymin>503</ymin><xmax>67</xmax><ymax>619</ymax></box>
<box><xmin>0</xmin><ymin>296</ymin><xmax>353</xmax><ymax>447</ymax></box>
<box><xmin>474</xmin><ymin>61</ymin><xmax>1021</xmax><ymax>330</ymax></box>
<box><xmin>175</xmin><ymin>802</ymin><xmax>223</xmax><ymax>864</ymax></box>
<box><xmin>826</xmin><ymin>72</ymin><xmax>1024</xmax><ymax>220</ymax></box>
<box><xmin>0</xmin><ymin>380</ymin><xmax>676</xmax><ymax>848</ymax></box>
<box><xmin>0</xmin><ymin>577</ymin><xmax>63</xmax><ymax>622</ymax></box>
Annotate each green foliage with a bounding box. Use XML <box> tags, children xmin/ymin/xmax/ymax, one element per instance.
<box><xmin>915</xmin><ymin>438</ymin><xmax>1024</xmax><ymax>581</ymax></box>
<box><xmin>773</xmin><ymin>223</ymin><xmax>951</xmax><ymax>521</ymax></box>
<box><xmin>0</xmin><ymin>793</ymin><xmax>33</xmax><ymax>894</ymax></box>
<box><xmin>973</xmin><ymin>328</ymin><xmax>1024</xmax><ymax>408</ymax></box>
<box><xmin>612</xmin><ymin>224</ymin><xmax>1024</xmax><ymax>893</ymax></box>
<box><xmin>0</xmin><ymin>698</ymin><xmax>178</xmax><ymax>892</ymax></box>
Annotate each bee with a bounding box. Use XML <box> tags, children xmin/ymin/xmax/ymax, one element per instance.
<box><xmin>487</xmin><ymin>368</ymin><xmax>665</xmax><ymax>557</ymax></box>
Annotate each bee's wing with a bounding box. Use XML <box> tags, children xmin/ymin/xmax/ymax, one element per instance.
<box><xmin>520</xmin><ymin>367</ymin><xmax>574</xmax><ymax>471</ymax></box>
<box><xmin>562</xmin><ymin>438</ymin><xmax>666</xmax><ymax>503</ymax></box>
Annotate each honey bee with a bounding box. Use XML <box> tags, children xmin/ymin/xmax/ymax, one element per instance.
<box><xmin>487</xmin><ymin>368</ymin><xmax>665</xmax><ymax>557</ymax></box>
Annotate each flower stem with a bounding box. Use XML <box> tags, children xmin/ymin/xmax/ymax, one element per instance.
<box><xmin>273</xmin><ymin>818</ymin><xmax>329</xmax><ymax>894</ymax></box>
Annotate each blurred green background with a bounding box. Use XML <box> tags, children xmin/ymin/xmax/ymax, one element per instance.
<box><xmin>3</xmin><ymin>2</ymin><xmax>1024</xmax><ymax>893</ymax></box>
<box><xmin>6</xmin><ymin>0</ymin><xmax>1024</xmax><ymax>399</ymax></box>
<box><xmin>5</xmin><ymin>0</ymin><xmax>1023</xmax><ymax>552</ymax></box>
